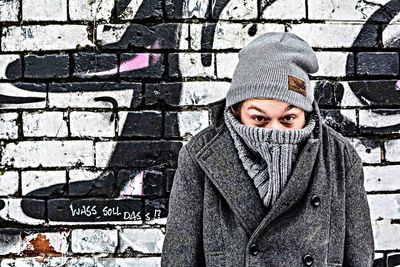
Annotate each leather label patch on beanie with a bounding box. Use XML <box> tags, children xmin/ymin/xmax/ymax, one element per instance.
<box><xmin>288</xmin><ymin>75</ymin><xmax>306</xmax><ymax>96</ymax></box>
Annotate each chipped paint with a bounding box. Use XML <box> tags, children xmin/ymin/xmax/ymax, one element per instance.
<box><xmin>120</xmin><ymin>171</ymin><xmax>144</xmax><ymax>196</ymax></box>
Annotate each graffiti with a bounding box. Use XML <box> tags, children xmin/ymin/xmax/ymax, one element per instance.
<box><xmin>0</xmin><ymin>0</ymin><xmax>398</xmax><ymax>264</ymax></box>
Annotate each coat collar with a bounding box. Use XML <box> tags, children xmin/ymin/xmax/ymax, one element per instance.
<box><xmin>195</xmin><ymin>100</ymin><xmax>323</xmax><ymax>237</ymax></box>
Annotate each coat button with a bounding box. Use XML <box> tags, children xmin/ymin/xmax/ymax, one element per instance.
<box><xmin>303</xmin><ymin>254</ymin><xmax>314</xmax><ymax>266</ymax></box>
<box><xmin>249</xmin><ymin>243</ymin><xmax>259</xmax><ymax>256</ymax></box>
<box><xmin>311</xmin><ymin>195</ymin><xmax>321</xmax><ymax>207</ymax></box>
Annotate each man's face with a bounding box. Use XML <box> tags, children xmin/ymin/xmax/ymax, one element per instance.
<box><xmin>231</xmin><ymin>98</ymin><xmax>307</xmax><ymax>130</ymax></box>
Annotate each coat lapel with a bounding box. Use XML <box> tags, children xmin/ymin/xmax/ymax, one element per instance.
<box><xmin>196</xmin><ymin>126</ymin><xmax>268</xmax><ymax>236</ymax></box>
<box><xmin>249</xmin><ymin>137</ymin><xmax>321</xmax><ymax>240</ymax></box>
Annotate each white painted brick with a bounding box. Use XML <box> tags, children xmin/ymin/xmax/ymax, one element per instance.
<box><xmin>364</xmin><ymin>166</ymin><xmax>400</xmax><ymax>192</ymax></box>
<box><xmin>313</xmin><ymin>52</ymin><xmax>351</xmax><ymax>77</ymax></box>
<box><xmin>385</xmin><ymin>139</ymin><xmax>400</xmax><ymax>162</ymax></box>
<box><xmin>0</xmin><ymin>113</ymin><xmax>18</xmax><ymax>139</ymax></box>
<box><xmin>0</xmin><ymin>198</ymin><xmax>45</xmax><ymax>225</ymax></box>
<box><xmin>289</xmin><ymin>23</ymin><xmax>367</xmax><ymax>48</ymax></box>
<box><xmin>174</xmin><ymin>53</ymin><xmax>215</xmax><ymax>78</ymax></box>
<box><xmin>95</xmin><ymin>142</ymin><xmax>116</xmax><ymax>168</ymax></box>
<box><xmin>69</xmin><ymin>169</ymin><xmax>103</xmax><ymax>183</ymax></box>
<box><xmin>383</xmin><ymin>24</ymin><xmax>400</xmax><ymax>48</ymax></box>
<box><xmin>71</xmin><ymin>229</ymin><xmax>117</xmax><ymax>253</ymax></box>
<box><xmin>23</xmin><ymin>231</ymin><xmax>69</xmax><ymax>254</ymax></box>
<box><xmin>179</xmin><ymin>81</ymin><xmax>230</xmax><ymax>106</ymax></box>
<box><xmin>119</xmin><ymin>228</ymin><xmax>164</xmax><ymax>254</ymax></box>
<box><xmin>368</xmin><ymin>194</ymin><xmax>400</xmax><ymax>220</ymax></box>
<box><xmin>21</xmin><ymin>170</ymin><xmax>66</xmax><ymax>195</ymax></box>
<box><xmin>308</xmin><ymin>0</ymin><xmax>390</xmax><ymax>21</ymax></box>
<box><xmin>218</xmin><ymin>0</ymin><xmax>257</xmax><ymax>20</ymax></box>
<box><xmin>23</xmin><ymin>111</ymin><xmax>68</xmax><ymax>137</ymax></box>
<box><xmin>1</xmin><ymin>25</ymin><xmax>92</xmax><ymax>52</ymax></box>
<box><xmin>359</xmin><ymin>110</ymin><xmax>400</xmax><ymax>132</ymax></box>
<box><xmin>0</xmin><ymin>230</ymin><xmax>22</xmax><ymax>256</ymax></box>
<box><xmin>0</xmin><ymin>171</ymin><xmax>18</xmax><ymax>196</ymax></box>
<box><xmin>373</xmin><ymin>223</ymin><xmax>400</xmax><ymax>250</ymax></box>
<box><xmin>97</xmin><ymin>23</ymin><xmax>189</xmax><ymax>50</ymax></box>
<box><xmin>261</xmin><ymin>0</ymin><xmax>305</xmax><ymax>20</ymax></box>
<box><xmin>48</xmin><ymin>88</ymin><xmax>137</xmax><ymax>108</ymax></box>
<box><xmin>178</xmin><ymin>0</ymin><xmax>208</xmax><ymax>18</ymax></box>
<box><xmin>190</xmin><ymin>23</ymin><xmax>284</xmax><ymax>50</ymax></box>
<box><xmin>374</xmin><ymin>252</ymin><xmax>384</xmax><ymax>260</ymax></box>
<box><xmin>0</xmin><ymin>83</ymin><xmax>46</xmax><ymax>110</ymax></box>
<box><xmin>0</xmin><ymin>0</ymin><xmax>19</xmax><ymax>22</ymax></box>
<box><xmin>0</xmin><ymin>55</ymin><xmax>20</xmax><ymax>79</ymax></box>
<box><xmin>336</xmin><ymin>82</ymin><xmax>364</xmax><ymax>107</ymax></box>
<box><xmin>216</xmin><ymin>53</ymin><xmax>238</xmax><ymax>79</ymax></box>
<box><xmin>0</xmin><ymin>257</ymin><xmax>66</xmax><ymax>266</ymax></box>
<box><xmin>1</xmin><ymin>141</ymin><xmax>94</xmax><ymax>168</ymax></box>
<box><xmin>69</xmin><ymin>0</ymin><xmax>113</xmax><ymax>21</ymax></box>
<box><xmin>348</xmin><ymin>138</ymin><xmax>381</xmax><ymax>164</ymax></box>
<box><xmin>22</xmin><ymin>0</ymin><xmax>67</xmax><ymax>21</ymax></box>
<box><xmin>177</xmin><ymin>111</ymin><xmax>209</xmax><ymax>137</ymax></box>
<box><xmin>70</xmin><ymin>112</ymin><xmax>115</xmax><ymax>138</ymax></box>
<box><xmin>98</xmin><ymin>257</ymin><xmax>161</xmax><ymax>267</ymax></box>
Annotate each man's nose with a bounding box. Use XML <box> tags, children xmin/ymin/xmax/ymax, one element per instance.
<box><xmin>264</xmin><ymin>120</ymin><xmax>286</xmax><ymax>130</ymax></box>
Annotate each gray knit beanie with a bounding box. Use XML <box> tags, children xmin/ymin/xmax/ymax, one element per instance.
<box><xmin>225</xmin><ymin>32</ymin><xmax>319</xmax><ymax>112</ymax></box>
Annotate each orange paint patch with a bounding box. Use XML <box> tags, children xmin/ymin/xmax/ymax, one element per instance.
<box><xmin>24</xmin><ymin>233</ymin><xmax>62</xmax><ymax>257</ymax></box>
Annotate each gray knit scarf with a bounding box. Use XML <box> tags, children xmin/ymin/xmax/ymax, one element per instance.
<box><xmin>223</xmin><ymin>107</ymin><xmax>316</xmax><ymax>208</ymax></box>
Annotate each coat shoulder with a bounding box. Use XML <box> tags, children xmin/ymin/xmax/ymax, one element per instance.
<box><xmin>184</xmin><ymin>124</ymin><xmax>223</xmax><ymax>155</ymax></box>
<box><xmin>322</xmin><ymin>123</ymin><xmax>361</xmax><ymax>166</ymax></box>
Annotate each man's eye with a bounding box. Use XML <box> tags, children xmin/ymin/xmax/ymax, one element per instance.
<box><xmin>282</xmin><ymin>115</ymin><xmax>295</xmax><ymax>122</ymax></box>
<box><xmin>253</xmin><ymin>116</ymin><xmax>266</xmax><ymax>122</ymax></box>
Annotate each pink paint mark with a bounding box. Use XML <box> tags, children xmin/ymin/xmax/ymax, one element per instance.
<box><xmin>84</xmin><ymin>39</ymin><xmax>161</xmax><ymax>76</ymax></box>
<box><xmin>120</xmin><ymin>171</ymin><xmax>144</xmax><ymax>197</ymax></box>
<box><xmin>396</xmin><ymin>80</ymin><xmax>400</xmax><ymax>91</ymax></box>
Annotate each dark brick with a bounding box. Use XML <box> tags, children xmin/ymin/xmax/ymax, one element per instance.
<box><xmin>360</xmin><ymin>109</ymin><xmax>400</xmax><ymax>134</ymax></box>
<box><xmin>24</xmin><ymin>54</ymin><xmax>69</xmax><ymax>79</ymax></box>
<box><xmin>105</xmin><ymin>141</ymin><xmax>182</xmax><ymax>168</ymax></box>
<box><xmin>352</xmin><ymin>24</ymin><xmax>379</xmax><ymax>48</ymax></box>
<box><xmin>119</xmin><ymin>53</ymin><xmax>164</xmax><ymax>78</ymax></box>
<box><xmin>387</xmin><ymin>253</ymin><xmax>400</xmax><ymax>267</ymax></box>
<box><xmin>165</xmin><ymin>169</ymin><xmax>176</xmax><ymax>193</ymax></box>
<box><xmin>144</xmin><ymin>198</ymin><xmax>168</xmax><ymax>222</ymax></box>
<box><xmin>69</xmin><ymin>170</ymin><xmax>116</xmax><ymax>197</ymax></box>
<box><xmin>25</xmin><ymin>183</ymin><xmax>67</xmax><ymax>197</ymax></box>
<box><xmin>144</xmin><ymin>83</ymin><xmax>182</xmax><ymax>107</ymax></box>
<box><xmin>4</xmin><ymin>56</ymin><xmax>22</xmax><ymax>80</ymax></box>
<box><xmin>116</xmin><ymin>0</ymin><xmax>162</xmax><ymax>19</ymax></box>
<box><xmin>320</xmin><ymin>109</ymin><xmax>357</xmax><ymax>135</ymax></box>
<box><xmin>101</xmin><ymin>23</ymin><xmax>181</xmax><ymax>50</ymax></box>
<box><xmin>20</xmin><ymin>198</ymin><xmax>46</xmax><ymax>220</ymax></box>
<box><xmin>314</xmin><ymin>81</ymin><xmax>336</xmax><ymax>106</ymax></box>
<box><xmin>48</xmin><ymin>198</ymin><xmax>143</xmax><ymax>223</ymax></box>
<box><xmin>73</xmin><ymin>53</ymin><xmax>118</xmax><ymax>78</ymax></box>
<box><xmin>345</xmin><ymin>53</ymin><xmax>355</xmax><ymax>76</ymax></box>
<box><xmin>119</xmin><ymin>111</ymin><xmax>162</xmax><ymax>137</ymax></box>
<box><xmin>347</xmin><ymin>80</ymin><xmax>400</xmax><ymax>107</ymax></box>
<box><xmin>48</xmin><ymin>82</ymin><xmax>142</xmax><ymax>108</ymax></box>
<box><xmin>143</xmin><ymin>170</ymin><xmax>167</xmax><ymax>197</ymax></box>
<box><xmin>164</xmin><ymin>112</ymin><xmax>180</xmax><ymax>137</ymax></box>
<box><xmin>357</xmin><ymin>52</ymin><xmax>399</xmax><ymax>76</ymax></box>
<box><xmin>165</xmin><ymin>0</ymin><xmax>185</xmax><ymax>18</ymax></box>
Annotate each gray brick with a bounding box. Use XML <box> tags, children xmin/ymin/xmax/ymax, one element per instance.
<box><xmin>71</xmin><ymin>229</ymin><xmax>117</xmax><ymax>253</ymax></box>
<box><xmin>357</xmin><ymin>52</ymin><xmax>399</xmax><ymax>76</ymax></box>
<box><xmin>24</xmin><ymin>54</ymin><xmax>69</xmax><ymax>79</ymax></box>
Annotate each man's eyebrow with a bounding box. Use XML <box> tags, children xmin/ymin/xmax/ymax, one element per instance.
<box><xmin>285</xmin><ymin>105</ymin><xmax>294</xmax><ymax>111</ymax></box>
<box><xmin>248</xmin><ymin>104</ymin><xmax>295</xmax><ymax>113</ymax></box>
<box><xmin>248</xmin><ymin>105</ymin><xmax>266</xmax><ymax>114</ymax></box>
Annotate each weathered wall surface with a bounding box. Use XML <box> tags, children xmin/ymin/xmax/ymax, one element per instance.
<box><xmin>0</xmin><ymin>0</ymin><xmax>399</xmax><ymax>265</ymax></box>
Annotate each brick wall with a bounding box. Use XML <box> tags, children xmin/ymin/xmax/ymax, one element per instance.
<box><xmin>0</xmin><ymin>0</ymin><xmax>399</xmax><ymax>265</ymax></box>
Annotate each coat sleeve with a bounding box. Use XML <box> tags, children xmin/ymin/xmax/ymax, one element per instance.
<box><xmin>161</xmin><ymin>145</ymin><xmax>205</xmax><ymax>267</ymax></box>
<box><xmin>344</xmin><ymin>154</ymin><xmax>375</xmax><ymax>267</ymax></box>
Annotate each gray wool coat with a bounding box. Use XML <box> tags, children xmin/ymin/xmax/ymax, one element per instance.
<box><xmin>161</xmin><ymin>100</ymin><xmax>374</xmax><ymax>267</ymax></box>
